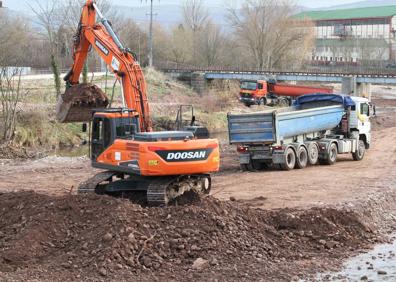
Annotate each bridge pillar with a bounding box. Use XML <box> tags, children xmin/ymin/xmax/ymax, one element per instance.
<box><xmin>341</xmin><ymin>76</ymin><xmax>357</xmax><ymax>96</ymax></box>
<box><xmin>341</xmin><ymin>76</ymin><xmax>371</xmax><ymax>100</ymax></box>
<box><xmin>190</xmin><ymin>72</ymin><xmax>207</xmax><ymax>95</ymax></box>
<box><xmin>356</xmin><ymin>83</ymin><xmax>372</xmax><ymax>101</ymax></box>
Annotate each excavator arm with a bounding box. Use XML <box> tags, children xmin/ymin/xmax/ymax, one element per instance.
<box><xmin>57</xmin><ymin>0</ymin><xmax>151</xmax><ymax>132</ymax></box>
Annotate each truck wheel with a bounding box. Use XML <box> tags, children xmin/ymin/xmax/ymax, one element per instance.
<box><xmin>240</xmin><ymin>164</ymin><xmax>250</xmax><ymax>171</ymax></box>
<box><xmin>295</xmin><ymin>146</ymin><xmax>308</xmax><ymax>169</ymax></box>
<box><xmin>241</xmin><ymin>160</ymin><xmax>264</xmax><ymax>171</ymax></box>
<box><xmin>307</xmin><ymin>143</ymin><xmax>319</xmax><ymax>165</ymax></box>
<box><xmin>260</xmin><ymin>97</ymin><xmax>267</xmax><ymax>106</ymax></box>
<box><xmin>281</xmin><ymin>148</ymin><xmax>296</xmax><ymax>171</ymax></box>
<box><xmin>324</xmin><ymin>143</ymin><xmax>338</xmax><ymax>165</ymax></box>
<box><xmin>352</xmin><ymin>140</ymin><xmax>366</xmax><ymax>161</ymax></box>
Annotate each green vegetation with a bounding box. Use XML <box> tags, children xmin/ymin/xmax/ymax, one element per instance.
<box><xmin>1</xmin><ymin>68</ymin><xmax>236</xmax><ymax>158</ymax></box>
<box><xmin>14</xmin><ymin>111</ymin><xmax>85</xmax><ymax>149</ymax></box>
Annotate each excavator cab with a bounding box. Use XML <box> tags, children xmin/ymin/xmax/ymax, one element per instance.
<box><xmin>90</xmin><ymin>109</ymin><xmax>139</xmax><ymax>159</ymax></box>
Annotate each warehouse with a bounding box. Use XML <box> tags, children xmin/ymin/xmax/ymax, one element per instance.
<box><xmin>295</xmin><ymin>5</ymin><xmax>396</xmax><ymax>66</ymax></box>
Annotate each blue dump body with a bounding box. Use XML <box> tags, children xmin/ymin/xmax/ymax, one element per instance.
<box><xmin>228</xmin><ymin>105</ymin><xmax>346</xmax><ymax>144</ymax></box>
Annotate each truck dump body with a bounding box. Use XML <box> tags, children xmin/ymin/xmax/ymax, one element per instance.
<box><xmin>228</xmin><ymin>104</ymin><xmax>345</xmax><ymax>145</ymax></box>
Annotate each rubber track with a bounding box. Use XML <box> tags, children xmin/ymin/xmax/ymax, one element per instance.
<box><xmin>146</xmin><ymin>177</ymin><xmax>176</xmax><ymax>206</ymax></box>
<box><xmin>78</xmin><ymin>171</ymin><xmax>116</xmax><ymax>194</ymax></box>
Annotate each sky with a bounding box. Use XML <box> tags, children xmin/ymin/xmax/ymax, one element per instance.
<box><xmin>104</xmin><ymin>0</ymin><xmax>363</xmax><ymax>8</ymax></box>
<box><xmin>3</xmin><ymin>0</ymin><xmax>366</xmax><ymax>10</ymax></box>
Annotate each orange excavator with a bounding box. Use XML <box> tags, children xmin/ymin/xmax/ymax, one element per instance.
<box><xmin>56</xmin><ymin>0</ymin><xmax>220</xmax><ymax>205</ymax></box>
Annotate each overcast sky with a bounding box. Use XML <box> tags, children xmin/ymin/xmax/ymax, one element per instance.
<box><xmin>105</xmin><ymin>0</ymin><xmax>361</xmax><ymax>8</ymax></box>
<box><xmin>3</xmin><ymin>0</ymin><xmax>365</xmax><ymax>10</ymax></box>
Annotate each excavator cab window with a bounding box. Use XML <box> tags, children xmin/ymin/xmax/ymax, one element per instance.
<box><xmin>91</xmin><ymin>117</ymin><xmax>112</xmax><ymax>159</ymax></box>
<box><xmin>115</xmin><ymin>117</ymin><xmax>139</xmax><ymax>139</ymax></box>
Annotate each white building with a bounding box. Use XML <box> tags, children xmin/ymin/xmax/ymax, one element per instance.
<box><xmin>296</xmin><ymin>5</ymin><xmax>396</xmax><ymax>65</ymax></box>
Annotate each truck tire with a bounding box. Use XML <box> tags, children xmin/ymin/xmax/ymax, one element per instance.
<box><xmin>307</xmin><ymin>142</ymin><xmax>319</xmax><ymax>165</ymax></box>
<box><xmin>281</xmin><ymin>147</ymin><xmax>296</xmax><ymax>171</ymax></box>
<box><xmin>259</xmin><ymin>97</ymin><xmax>267</xmax><ymax>106</ymax></box>
<box><xmin>322</xmin><ymin>143</ymin><xmax>338</xmax><ymax>165</ymax></box>
<box><xmin>352</xmin><ymin>140</ymin><xmax>366</xmax><ymax>161</ymax></box>
<box><xmin>240</xmin><ymin>164</ymin><xmax>252</xmax><ymax>171</ymax></box>
<box><xmin>295</xmin><ymin>146</ymin><xmax>308</xmax><ymax>169</ymax></box>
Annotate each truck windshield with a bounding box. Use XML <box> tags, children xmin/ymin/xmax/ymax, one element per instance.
<box><xmin>240</xmin><ymin>81</ymin><xmax>257</xmax><ymax>90</ymax></box>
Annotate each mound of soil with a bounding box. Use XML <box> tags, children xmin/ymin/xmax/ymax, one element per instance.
<box><xmin>0</xmin><ymin>192</ymin><xmax>376</xmax><ymax>281</ymax></box>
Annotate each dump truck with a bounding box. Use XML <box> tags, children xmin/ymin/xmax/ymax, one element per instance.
<box><xmin>239</xmin><ymin>79</ymin><xmax>333</xmax><ymax>107</ymax></box>
<box><xmin>228</xmin><ymin>94</ymin><xmax>373</xmax><ymax>171</ymax></box>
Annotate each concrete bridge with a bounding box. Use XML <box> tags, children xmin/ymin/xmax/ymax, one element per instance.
<box><xmin>163</xmin><ymin>69</ymin><xmax>396</xmax><ymax>99</ymax></box>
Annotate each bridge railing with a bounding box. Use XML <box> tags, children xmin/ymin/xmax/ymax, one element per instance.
<box><xmin>155</xmin><ymin>61</ymin><xmax>396</xmax><ymax>77</ymax></box>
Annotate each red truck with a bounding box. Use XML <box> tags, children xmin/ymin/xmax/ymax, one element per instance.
<box><xmin>239</xmin><ymin>79</ymin><xmax>333</xmax><ymax>107</ymax></box>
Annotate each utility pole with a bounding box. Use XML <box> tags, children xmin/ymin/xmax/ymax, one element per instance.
<box><xmin>148</xmin><ymin>0</ymin><xmax>154</xmax><ymax>67</ymax></box>
<box><xmin>143</xmin><ymin>0</ymin><xmax>157</xmax><ymax>67</ymax></box>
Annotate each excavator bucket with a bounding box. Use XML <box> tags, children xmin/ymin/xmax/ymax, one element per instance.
<box><xmin>56</xmin><ymin>83</ymin><xmax>109</xmax><ymax>123</ymax></box>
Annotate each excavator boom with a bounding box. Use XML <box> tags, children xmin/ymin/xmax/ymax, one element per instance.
<box><xmin>56</xmin><ymin>0</ymin><xmax>151</xmax><ymax>132</ymax></box>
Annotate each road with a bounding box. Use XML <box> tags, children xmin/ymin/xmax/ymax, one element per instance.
<box><xmin>213</xmin><ymin>126</ymin><xmax>396</xmax><ymax>209</ymax></box>
<box><xmin>0</xmin><ymin>124</ymin><xmax>395</xmax><ymax>212</ymax></box>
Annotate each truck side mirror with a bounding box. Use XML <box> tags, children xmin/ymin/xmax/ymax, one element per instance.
<box><xmin>82</xmin><ymin>123</ymin><xmax>88</xmax><ymax>133</ymax></box>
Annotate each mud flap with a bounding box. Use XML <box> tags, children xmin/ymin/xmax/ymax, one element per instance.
<box><xmin>239</xmin><ymin>154</ymin><xmax>250</xmax><ymax>165</ymax></box>
<box><xmin>56</xmin><ymin>83</ymin><xmax>109</xmax><ymax>123</ymax></box>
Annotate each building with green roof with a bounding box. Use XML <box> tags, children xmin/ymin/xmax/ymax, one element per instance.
<box><xmin>295</xmin><ymin>6</ymin><xmax>396</xmax><ymax>65</ymax></box>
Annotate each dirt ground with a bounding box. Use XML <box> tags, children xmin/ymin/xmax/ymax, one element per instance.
<box><xmin>0</xmin><ymin>88</ymin><xmax>395</xmax><ymax>281</ymax></box>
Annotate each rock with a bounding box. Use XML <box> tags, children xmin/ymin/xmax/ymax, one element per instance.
<box><xmin>98</xmin><ymin>267</ymin><xmax>107</xmax><ymax>276</ymax></box>
<box><xmin>210</xmin><ymin>258</ymin><xmax>219</xmax><ymax>266</ymax></box>
<box><xmin>230</xmin><ymin>197</ymin><xmax>236</xmax><ymax>201</ymax></box>
<box><xmin>103</xmin><ymin>233</ymin><xmax>113</xmax><ymax>242</ymax></box>
<box><xmin>191</xmin><ymin>245</ymin><xmax>200</xmax><ymax>251</ymax></box>
<box><xmin>177</xmin><ymin>244</ymin><xmax>185</xmax><ymax>250</ymax></box>
<box><xmin>143</xmin><ymin>257</ymin><xmax>152</xmax><ymax>268</ymax></box>
<box><xmin>192</xmin><ymin>258</ymin><xmax>209</xmax><ymax>270</ymax></box>
<box><xmin>127</xmin><ymin>233</ymin><xmax>136</xmax><ymax>243</ymax></box>
<box><xmin>325</xmin><ymin>241</ymin><xmax>337</xmax><ymax>249</ymax></box>
<box><xmin>82</xmin><ymin>242</ymin><xmax>88</xmax><ymax>251</ymax></box>
<box><xmin>378</xmin><ymin>270</ymin><xmax>387</xmax><ymax>275</ymax></box>
<box><xmin>319</xmin><ymin>239</ymin><xmax>326</xmax><ymax>245</ymax></box>
<box><xmin>360</xmin><ymin>275</ymin><xmax>368</xmax><ymax>280</ymax></box>
<box><xmin>126</xmin><ymin>258</ymin><xmax>135</xmax><ymax>267</ymax></box>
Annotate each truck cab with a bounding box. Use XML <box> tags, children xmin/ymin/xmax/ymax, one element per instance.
<box><xmin>239</xmin><ymin>80</ymin><xmax>268</xmax><ymax>107</ymax></box>
<box><xmin>348</xmin><ymin>96</ymin><xmax>372</xmax><ymax>149</ymax></box>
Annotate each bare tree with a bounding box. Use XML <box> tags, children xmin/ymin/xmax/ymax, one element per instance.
<box><xmin>198</xmin><ymin>21</ymin><xmax>224</xmax><ymax>67</ymax></box>
<box><xmin>182</xmin><ymin>0</ymin><xmax>209</xmax><ymax>65</ymax></box>
<box><xmin>30</xmin><ymin>0</ymin><xmax>65</xmax><ymax>96</ymax></box>
<box><xmin>0</xmin><ymin>11</ymin><xmax>30</xmax><ymax>142</ymax></box>
<box><xmin>168</xmin><ymin>24</ymin><xmax>193</xmax><ymax>65</ymax></box>
<box><xmin>228</xmin><ymin>0</ymin><xmax>314</xmax><ymax>70</ymax></box>
<box><xmin>0</xmin><ymin>67</ymin><xmax>26</xmax><ymax>142</ymax></box>
<box><xmin>0</xmin><ymin>11</ymin><xmax>31</xmax><ymax>66</ymax></box>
